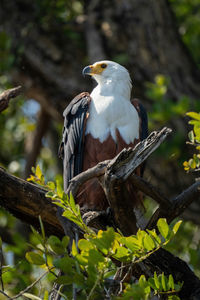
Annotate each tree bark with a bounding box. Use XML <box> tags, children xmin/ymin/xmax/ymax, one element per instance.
<box><xmin>0</xmin><ymin>167</ymin><xmax>64</xmax><ymax>237</ymax></box>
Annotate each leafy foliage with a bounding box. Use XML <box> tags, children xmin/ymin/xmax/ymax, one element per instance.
<box><xmin>146</xmin><ymin>75</ymin><xmax>190</xmax><ymax>130</ymax></box>
<box><xmin>183</xmin><ymin>112</ymin><xmax>200</xmax><ymax>172</ymax></box>
<box><xmin>3</xmin><ymin>166</ymin><xmax>180</xmax><ymax>299</ymax></box>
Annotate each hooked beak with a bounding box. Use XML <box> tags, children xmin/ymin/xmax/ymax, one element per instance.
<box><xmin>82</xmin><ymin>66</ymin><xmax>92</xmax><ymax>76</ymax></box>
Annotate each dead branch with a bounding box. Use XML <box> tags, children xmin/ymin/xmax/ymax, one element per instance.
<box><xmin>67</xmin><ymin>128</ymin><xmax>171</xmax><ymax>198</ymax></box>
<box><xmin>147</xmin><ymin>180</ymin><xmax>200</xmax><ymax>230</ymax></box>
<box><xmin>0</xmin><ymin>86</ymin><xmax>22</xmax><ymax>113</ymax></box>
<box><xmin>0</xmin><ymin>167</ymin><xmax>63</xmax><ymax>237</ymax></box>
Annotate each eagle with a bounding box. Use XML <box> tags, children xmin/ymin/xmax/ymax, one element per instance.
<box><xmin>59</xmin><ymin>60</ymin><xmax>148</xmax><ymax>220</ymax></box>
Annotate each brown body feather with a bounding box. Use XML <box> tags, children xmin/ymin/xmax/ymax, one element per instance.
<box><xmin>76</xmin><ymin>99</ymin><xmax>142</xmax><ymax>211</ymax></box>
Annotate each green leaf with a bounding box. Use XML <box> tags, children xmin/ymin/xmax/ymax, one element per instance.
<box><xmin>186</xmin><ymin>112</ymin><xmax>200</xmax><ymax>121</ymax></box>
<box><xmin>46</xmin><ymin>191</ymin><xmax>55</xmax><ymax>198</ymax></box>
<box><xmin>31</xmin><ymin>226</ymin><xmax>44</xmax><ymax>245</ymax></box>
<box><xmin>78</xmin><ymin>239</ymin><xmax>93</xmax><ymax>251</ymax></box>
<box><xmin>23</xmin><ymin>294</ymin><xmax>42</xmax><ymax>300</ymax></box>
<box><xmin>136</xmin><ymin>230</ymin><xmax>146</xmax><ymax>247</ymax></box>
<box><xmin>148</xmin><ymin>278</ymin><xmax>157</xmax><ymax>290</ymax></box>
<box><xmin>35</xmin><ymin>164</ymin><xmax>43</xmax><ymax>180</ymax></box>
<box><xmin>43</xmin><ymin>291</ymin><xmax>49</xmax><ymax>300</ymax></box>
<box><xmin>25</xmin><ymin>252</ymin><xmax>45</xmax><ymax>265</ymax></box>
<box><xmin>143</xmin><ymin>233</ymin><xmax>155</xmax><ymax>251</ymax></box>
<box><xmin>0</xmin><ymin>236</ymin><xmax>2</xmax><ymax>248</ymax></box>
<box><xmin>189</xmin><ymin>158</ymin><xmax>196</xmax><ymax>169</ymax></box>
<box><xmin>172</xmin><ymin>220</ymin><xmax>182</xmax><ymax>235</ymax></box>
<box><xmin>56</xmin><ymin>179</ymin><xmax>63</xmax><ymax>199</ymax></box>
<box><xmin>71</xmin><ymin>239</ymin><xmax>78</xmax><ymax>256</ymax></box>
<box><xmin>53</xmin><ymin>256</ymin><xmax>75</xmax><ymax>273</ymax></box>
<box><xmin>76</xmin><ymin>253</ymin><xmax>88</xmax><ymax>266</ymax></box>
<box><xmin>104</xmin><ymin>269</ymin><xmax>116</xmax><ymax>279</ymax></box>
<box><xmin>92</xmin><ymin>228</ymin><xmax>115</xmax><ymax>255</ymax></box>
<box><xmin>146</xmin><ymin>229</ymin><xmax>161</xmax><ymax>244</ymax></box>
<box><xmin>39</xmin><ymin>216</ymin><xmax>45</xmax><ymax>241</ymax></box>
<box><xmin>73</xmin><ymin>273</ymin><xmax>85</xmax><ymax>287</ymax></box>
<box><xmin>120</xmin><ymin>236</ymin><xmax>141</xmax><ymax>252</ymax></box>
<box><xmin>139</xmin><ymin>275</ymin><xmax>147</xmax><ymax>287</ymax></box>
<box><xmin>56</xmin><ymin>274</ymin><xmax>74</xmax><ymax>285</ymax></box>
<box><xmin>188</xmin><ymin>130</ymin><xmax>194</xmax><ymax>143</ymax></box>
<box><xmin>112</xmin><ymin>246</ymin><xmax>130</xmax><ymax>262</ymax></box>
<box><xmin>168</xmin><ymin>296</ymin><xmax>180</xmax><ymax>300</ymax></box>
<box><xmin>168</xmin><ymin>274</ymin><xmax>175</xmax><ymax>290</ymax></box>
<box><xmin>62</xmin><ymin>236</ymin><xmax>70</xmax><ymax>249</ymax></box>
<box><xmin>154</xmin><ymin>272</ymin><xmax>160</xmax><ymax>289</ymax></box>
<box><xmin>157</xmin><ymin>218</ymin><xmax>169</xmax><ymax>239</ymax></box>
<box><xmin>88</xmin><ymin>248</ymin><xmax>105</xmax><ymax>265</ymax></box>
<box><xmin>48</xmin><ymin>236</ymin><xmax>65</xmax><ymax>254</ymax></box>
<box><xmin>69</xmin><ymin>192</ymin><xmax>76</xmax><ymax>212</ymax></box>
<box><xmin>62</xmin><ymin>210</ymin><xmax>83</xmax><ymax>228</ymax></box>
<box><xmin>47</xmin><ymin>181</ymin><xmax>55</xmax><ymax>190</ymax></box>
<box><xmin>161</xmin><ymin>273</ymin><xmax>167</xmax><ymax>291</ymax></box>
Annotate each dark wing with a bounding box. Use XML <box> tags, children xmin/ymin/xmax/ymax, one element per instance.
<box><xmin>59</xmin><ymin>92</ymin><xmax>91</xmax><ymax>192</ymax></box>
<box><xmin>131</xmin><ymin>98</ymin><xmax>148</xmax><ymax>141</ymax></box>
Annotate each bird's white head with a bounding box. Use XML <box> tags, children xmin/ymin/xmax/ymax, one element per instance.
<box><xmin>82</xmin><ymin>60</ymin><xmax>132</xmax><ymax>99</ymax></box>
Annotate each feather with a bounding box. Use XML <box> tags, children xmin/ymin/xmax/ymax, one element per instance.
<box><xmin>59</xmin><ymin>92</ymin><xmax>91</xmax><ymax>191</ymax></box>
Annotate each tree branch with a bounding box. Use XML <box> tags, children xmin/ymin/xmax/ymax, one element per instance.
<box><xmin>147</xmin><ymin>180</ymin><xmax>200</xmax><ymax>230</ymax></box>
<box><xmin>0</xmin><ymin>167</ymin><xmax>63</xmax><ymax>237</ymax></box>
<box><xmin>0</xmin><ymin>86</ymin><xmax>22</xmax><ymax>113</ymax></box>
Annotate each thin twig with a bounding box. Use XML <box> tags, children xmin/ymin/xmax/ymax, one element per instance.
<box><xmin>0</xmin><ymin>290</ymin><xmax>12</xmax><ymax>299</ymax></box>
<box><xmin>50</xmin><ymin>285</ymin><xmax>68</xmax><ymax>300</ymax></box>
<box><xmin>10</xmin><ymin>268</ymin><xmax>53</xmax><ymax>299</ymax></box>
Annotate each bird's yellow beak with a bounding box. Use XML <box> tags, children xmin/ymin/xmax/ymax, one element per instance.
<box><xmin>82</xmin><ymin>64</ymin><xmax>105</xmax><ymax>76</ymax></box>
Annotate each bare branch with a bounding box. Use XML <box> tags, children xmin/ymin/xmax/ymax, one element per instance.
<box><xmin>0</xmin><ymin>86</ymin><xmax>22</xmax><ymax>113</ymax></box>
<box><xmin>11</xmin><ymin>268</ymin><xmax>53</xmax><ymax>299</ymax></box>
<box><xmin>106</xmin><ymin>127</ymin><xmax>172</xmax><ymax>180</ymax></box>
<box><xmin>0</xmin><ymin>167</ymin><xmax>64</xmax><ymax>237</ymax></box>
<box><xmin>67</xmin><ymin>160</ymin><xmax>109</xmax><ymax>196</ymax></box>
<box><xmin>130</xmin><ymin>173</ymin><xmax>170</xmax><ymax>208</ymax></box>
<box><xmin>147</xmin><ymin>180</ymin><xmax>200</xmax><ymax>229</ymax></box>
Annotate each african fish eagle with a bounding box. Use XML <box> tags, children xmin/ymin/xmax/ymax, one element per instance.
<box><xmin>59</xmin><ymin>60</ymin><xmax>148</xmax><ymax>215</ymax></box>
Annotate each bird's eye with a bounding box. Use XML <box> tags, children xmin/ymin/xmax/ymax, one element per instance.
<box><xmin>101</xmin><ymin>63</ymin><xmax>107</xmax><ymax>69</ymax></box>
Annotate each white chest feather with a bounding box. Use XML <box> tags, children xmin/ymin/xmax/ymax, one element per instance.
<box><xmin>85</xmin><ymin>90</ymin><xmax>139</xmax><ymax>144</ymax></box>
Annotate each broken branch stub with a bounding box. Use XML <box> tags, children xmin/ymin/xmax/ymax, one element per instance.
<box><xmin>0</xmin><ymin>86</ymin><xmax>22</xmax><ymax>113</ymax></box>
<box><xmin>103</xmin><ymin>127</ymin><xmax>172</xmax><ymax>235</ymax></box>
<box><xmin>106</xmin><ymin>127</ymin><xmax>172</xmax><ymax>180</ymax></box>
